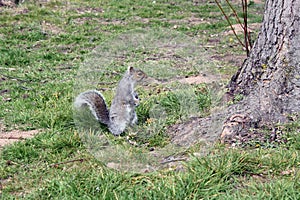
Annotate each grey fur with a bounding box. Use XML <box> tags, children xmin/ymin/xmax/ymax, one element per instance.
<box><xmin>74</xmin><ymin>67</ymin><xmax>146</xmax><ymax>135</ymax></box>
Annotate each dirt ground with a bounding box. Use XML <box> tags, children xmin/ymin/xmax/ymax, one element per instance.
<box><xmin>0</xmin><ymin>123</ymin><xmax>39</xmax><ymax>148</ymax></box>
<box><xmin>0</xmin><ymin>0</ymin><xmax>263</xmax><ymax>148</ymax></box>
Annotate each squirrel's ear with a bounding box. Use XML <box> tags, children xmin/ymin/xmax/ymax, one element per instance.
<box><xmin>128</xmin><ymin>66</ymin><xmax>134</xmax><ymax>73</ymax></box>
<box><xmin>128</xmin><ymin>66</ymin><xmax>134</xmax><ymax>72</ymax></box>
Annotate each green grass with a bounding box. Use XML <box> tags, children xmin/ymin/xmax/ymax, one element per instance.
<box><xmin>1</xmin><ymin>0</ymin><xmax>299</xmax><ymax>199</ymax></box>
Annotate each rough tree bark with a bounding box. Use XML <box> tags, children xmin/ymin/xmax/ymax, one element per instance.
<box><xmin>226</xmin><ymin>0</ymin><xmax>300</xmax><ymax>129</ymax></box>
<box><xmin>228</xmin><ymin>0</ymin><xmax>300</xmax><ymax>117</ymax></box>
<box><xmin>168</xmin><ymin>0</ymin><xmax>300</xmax><ymax>146</ymax></box>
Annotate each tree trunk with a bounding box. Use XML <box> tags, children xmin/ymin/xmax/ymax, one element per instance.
<box><xmin>220</xmin><ymin>0</ymin><xmax>300</xmax><ymax>144</ymax></box>
<box><xmin>168</xmin><ymin>0</ymin><xmax>300</xmax><ymax>147</ymax></box>
<box><xmin>228</xmin><ymin>0</ymin><xmax>300</xmax><ymax>123</ymax></box>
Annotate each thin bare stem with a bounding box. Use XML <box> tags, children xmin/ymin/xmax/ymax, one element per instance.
<box><xmin>242</xmin><ymin>0</ymin><xmax>250</xmax><ymax>56</ymax></box>
<box><xmin>226</xmin><ymin>0</ymin><xmax>253</xmax><ymax>51</ymax></box>
<box><xmin>248</xmin><ymin>31</ymin><xmax>253</xmax><ymax>48</ymax></box>
<box><xmin>225</xmin><ymin>0</ymin><xmax>244</xmax><ymax>29</ymax></box>
<box><xmin>215</xmin><ymin>0</ymin><xmax>245</xmax><ymax>48</ymax></box>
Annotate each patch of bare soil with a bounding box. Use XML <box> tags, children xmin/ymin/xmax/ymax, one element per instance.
<box><xmin>223</xmin><ymin>23</ymin><xmax>262</xmax><ymax>36</ymax></box>
<box><xmin>178</xmin><ymin>73</ymin><xmax>228</xmax><ymax>84</ymax></box>
<box><xmin>0</xmin><ymin>123</ymin><xmax>39</xmax><ymax>148</ymax></box>
<box><xmin>41</xmin><ymin>21</ymin><xmax>64</xmax><ymax>35</ymax></box>
<box><xmin>71</xmin><ymin>17</ymin><xmax>125</xmax><ymax>26</ymax></box>
<box><xmin>166</xmin><ymin>15</ymin><xmax>215</xmax><ymax>26</ymax></box>
<box><xmin>212</xmin><ymin>54</ymin><xmax>247</xmax><ymax>68</ymax></box>
<box><xmin>74</xmin><ymin>6</ymin><xmax>104</xmax><ymax>14</ymax></box>
<box><xmin>146</xmin><ymin>73</ymin><xmax>228</xmax><ymax>87</ymax></box>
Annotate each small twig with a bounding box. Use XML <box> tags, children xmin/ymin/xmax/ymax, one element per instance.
<box><xmin>19</xmin><ymin>85</ymin><xmax>32</xmax><ymax>90</ymax></box>
<box><xmin>54</xmin><ymin>66</ymin><xmax>73</xmax><ymax>70</ymax></box>
<box><xmin>0</xmin><ymin>136</ymin><xmax>26</xmax><ymax>140</ymax></box>
<box><xmin>160</xmin><ymin>155</ymin><xmax>187</xmax><ymax>165</ymax></box>
<box><xmin>49</xmin><ymin>158</ymin><xmax>85</xmax><ymax>167</ymax></box>
<box><xmin>0</xmin><ymin>73</ymin><xmax>28</xmax><ymax>83</ymax></box>
<box><xmin>160</xmin><ymin>158</ymin><xmax>187</xmax><ymax>165</ymax></box>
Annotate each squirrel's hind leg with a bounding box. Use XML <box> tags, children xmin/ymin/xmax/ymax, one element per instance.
<box><xmin>108</xmin><ymin>121</ymin><xmax>127</xmax><ymax>136</ymax></box>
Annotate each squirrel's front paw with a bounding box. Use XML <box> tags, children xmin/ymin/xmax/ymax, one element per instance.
<box><xmin>133</xmin><ymin>92</ymin><xmax>140</xmax><ymax>106</ymax></box>
<box><xmin>134</xmin><ymin>98</ymin><xmax>140</xmax><ymax>107</ymax></box>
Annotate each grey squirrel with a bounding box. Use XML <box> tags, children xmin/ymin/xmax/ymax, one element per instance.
<box><xmin>74</xmin><ymin>66</ymin><xmax>147</xmax><ymax>135</ymax></box>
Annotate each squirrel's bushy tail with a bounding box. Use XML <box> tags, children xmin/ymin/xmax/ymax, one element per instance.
<box><xmin>74</xmin><ymin>90</ymin><xmax>110</xmax><ymax>125</ymax></box>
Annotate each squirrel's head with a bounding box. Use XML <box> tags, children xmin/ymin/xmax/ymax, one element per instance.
<box><xmin>128</xmin><ymin>66</ymin><xmax>147</xmax><ymax>82</ymax></box>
